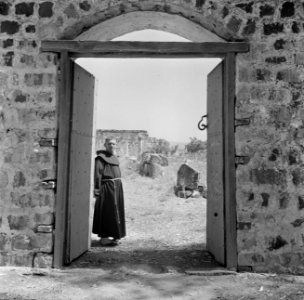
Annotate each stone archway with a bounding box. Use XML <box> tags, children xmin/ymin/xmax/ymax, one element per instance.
<box><xmin>74</xmin><ymin>11</ymin><xmax>225</xmax><ymax>42</ymax></box>
<box><xmin>42</xmin><ymin>9</ymin><xmax>248</xmax><ymax>269</ymax></box>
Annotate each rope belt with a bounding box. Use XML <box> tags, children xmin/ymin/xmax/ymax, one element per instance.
<box><xmin>101</xmin><ymin>178</ymin><xmax>121</xmax><ymax>182</ymax></box>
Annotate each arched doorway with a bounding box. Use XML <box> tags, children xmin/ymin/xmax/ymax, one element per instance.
<box><xmin>41</xmin><ymin>12</ymin><xmax>248</xmax><ymax>269</ymax></box>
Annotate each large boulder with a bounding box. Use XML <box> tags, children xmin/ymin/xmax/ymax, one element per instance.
<box><xmin>174</xmin><ymin>163</ymin><xmax>207</xmax><ymax>198</ymax></box>
<box><xmin>139</xmin><ymin>152</ymin><xmax>168</xmax><ymax>178</ymax></box>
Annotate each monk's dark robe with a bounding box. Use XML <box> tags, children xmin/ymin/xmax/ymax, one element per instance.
<box><xmin>92</xmin><ymin>151</ymin><xmax>126</xmax><ymax>239</ymax></box>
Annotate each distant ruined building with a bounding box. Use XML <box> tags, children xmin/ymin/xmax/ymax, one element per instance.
<box><xmin>95</xmin><ymin>129</ymin><xmax>166</xmax><ymax>158</ymax></box>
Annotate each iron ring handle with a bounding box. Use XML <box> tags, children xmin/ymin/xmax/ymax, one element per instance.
<box><xmin>198</xmin><ymin>115</ymin><xmax>208</xmax><ymax>131</ymax></box>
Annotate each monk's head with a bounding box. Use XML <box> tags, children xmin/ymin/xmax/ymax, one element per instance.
<box><xmin>104</xmin><ymin>137</ymin><xmax>117</xmax><ymax>155</ymax></box>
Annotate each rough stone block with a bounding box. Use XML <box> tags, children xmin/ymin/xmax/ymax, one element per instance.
<box><xmin>11</xmin><ymin>191</ymin><xmax>54</xmax><ymax>209</ymax></box>
<box><xmin>261</xmin><ymin>193</ymin><xmax>269</xmax><ymax>207</ymax></box>
<box><xmin>290</xmin><ymin>218</ymin><xmax>304</xmax><ymax>227</ymax></box>
<box><xmin>7</xmin><ymin>215</ymin><xmax>29</xmax><ymax>230</ymax></box>
<box><xmin>292</xmin><ymin>168</ymin><xmax>304</xmax><ymax>186</ymax></box>
<box><xmin>268</xmin><ymin>148</ymin><xmax>280</xmax><ymax>161</ymax></box>
<box><xmin>270</xmin><ymin>106</ymin><xmax>292</xmax><ymax>128</ymax></box>
<box><xmin>13</xmin><ymin>171</ymin><xmax>26</xmax><ymax>187</ymax></box>
<box><xmin>34</xmin><ymin>212</ymin><xmax>54</xmax><ymax>226</ymax></box>
<box><xmin>288</xmin><ymin>149</ymin><xmax>299</xmax><ymax>165</ymax></box>
<box><xmin>263</xmin><ymin>23</ymin><xmax>284</xmax><ymax>35</ymax></box>
<box><xmin>238</xmin><ymin>252</ymin><xmax>253</xmax><ymax>266</ymax></box>
<box><xmin>195</xmin><ymin>0</ymin><xmax>206</xmax><ymax>8</ymax></box>
<box><xmin>0</xmin><ymin>233</ymin><xmax>10</xmax><ymax>251</ymax></box>
<box><xmin>250</xmin><ymin>168</ymin><xmax>287</xmax><ymax>186</ymax></box>
<box><xmin>292</xmin><ymin>22</ymin><xmax>299</xmax><ymax>34</ymax></box>
<box><xmin>238</xmin><ymin>236</ymin><xmax>256</xmax><ymax>250</ymax></box>
<box><xmin>260</xmin><ymin>4</ymin><xmax>274</xmax><ymax>17</ymax></box>
<box><xmin>268</xmin><ymin>235</ymin><xmax>288</xmax><ymax>251</ymax></box>
<box><xmin>30</xmin><ymin>233</ymin><xmax>53</xmax><ymax>253</ymax></box>
<box><xmin>274</xmin><ymin>39</ymin><xmax>286</xmax><ymax>50</ymax></box>
<box><xmin>12</xmin><ymin>234</ymin><xmax>32</xmax><ymax>250</ymax></box>
<box><xmin>242</xmin><ymin>19</ymin><xmax>256</xmax><ymax>36</ymax></box>
<box><xmin>265</xmin><ymin>56</ymin><xmax>286</xmax><ymax>64</ymax></box>
<box><xmin>79</xmin><ymin>1</ymin><xmax>91</xmax><ymax>11</ymax></box>
<box><xmin>280</xmin><ymin>1</ymin><xmax>294</xmax><ymax>18</ymax></box>
<box><xmin>256</xmin><ymin>68</ymin><xmax>271</xmax><ymax>81</ymax></box>
<box><xmin>238</xmin><ymin>66</ymin><xmax>250</xmax><ymax>82</ymax></box>
<box><xmin>276</xmin><ymin>68</ymin><xmax>301</xmax><ymax>83</ymax></box>
<box><xmin>3</xmin><ymin>51</ymin><xmax>14</xmax><ymax>66</ymax></box>
<box><xmin>25</xmin><ymin>25</ymin><xmax>35</xmax><ymax>33</ymax></box>
<box><xmin>0</xmin><ymin>71</ymin><xmax>8</xmax><ymax>86</ymax></box>
<box><xmin>279</xmin><ymin>193</ymin><xmax>289</xmax><ymax>209</ymax></box>
<box><xmin>0</xmin><ymin>171</ymin><xmax>9</xmax><ymax>188</ymax></box>
<box><xmin>24</xmin><ymin>73</ymin><xmax>43</xmax><ymax>86</ymax></box>
<box><xmin>0</xmin><ymin>2</ymin><xmax>9</xmax><ymax>15</ymax></box>
<box><xmin>15</xmin><ymin>2</ymin><xmax>34</xmax><ymax>17</ymax></box>
<box><xmin>268</xmin><ymin>88</ymin><xmax>291</xmax><ymax>103</ymax></box>
<box><xmin>36</xmin><ymin>91</ymin><xmax>53</xmax><ymax>104</ymax></box>
<box><xmin>236</xmin><ymin>2</ymin><xmax>253</xmax><ymax>13</ymax></box>
<box><xmin>20</xmin><ymin>54</ymin><xmax>35</xmax><ymax>67</ymax></box>
<box><xmin>64</xmin><ymin>3</ymin><xmax>79</xmax><ymax>19</ymax></box>
<box><xmin>10</xmin><ymin>253</ymin><xmax>33</xmax><ymax>266</ymax></box>
<box><xmin>1</xmin><ymin>21</ymin><xmax>20</xmax><ymax>34</ymax></box>
<box><xmin>17</xmin><ymin>40</ymin><xmax>37</xmax><ymax>51</ymax></box>
<box><xmin>14</xmin><ymin>91</ymin><xmax>27</xmax><ymax>103</ymax></box>
<box><xmin>39</xmin><ymin>2</ymin><xmax>54</xmax><ymax>18</ymax></box>
<box><xmin>237</xmin><ymin>222</ymin><xmax>252</xmax><ymax>230</ymax></box>
<box><xmin>227</xmin><ymin>16</ymin><xmax>242</xmax><ymax>33</ymax></box>
<box><xmin>33</xmin><ymin>253</ymin><xmax>53</xmax><ymax>268</ymax></box>
<box><xmin>298</xmin><ymin>196</ymin><xmax>304</xmax><ymax>209</ymax></box>
<box><xmin>0</xmin><ymin>252</ymin><xmax>10</xmax><ymax>266</ymax></box>
<box><xmin>3</xmin><ymin>39</ymin><xmax>13</xmax><ymax>48</ymax></box>
<box><xmin>294</xmin><ymin>53</ymin><xmax>304</xmax><ymax>65</ymax></box>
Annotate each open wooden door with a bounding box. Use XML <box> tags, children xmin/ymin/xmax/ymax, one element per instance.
<box><xmin>66</xmin><ymin>61</ymin><xmax>96</xmax><ymax>263</ymax></box>
<box><xmin>206</xmin><ymin>60</ymin><xmax>225</xmax><ymax>265</ymax></box>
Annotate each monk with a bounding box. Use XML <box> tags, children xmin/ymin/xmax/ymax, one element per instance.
<box><xmin>92</xmin><ymin>137</ymin><xmax>126</xmax><ymax>246</ymax></box>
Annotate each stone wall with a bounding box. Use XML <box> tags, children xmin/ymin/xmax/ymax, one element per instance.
<box><xmin>0</xmin><ymin>0</ymin><xmax>304</xmax><ymax>272</ymax></box>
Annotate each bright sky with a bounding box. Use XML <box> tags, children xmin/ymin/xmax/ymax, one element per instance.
<box><xmin>76</xmin><ymin>30</ymin><xmax>221</xmax><ymax>143</ymax></box>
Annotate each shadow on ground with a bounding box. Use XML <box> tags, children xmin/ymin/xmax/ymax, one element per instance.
<box><xmin>69</xmin><ymin>241</ymin><xmax>221</xmax><ymax>273</ymax></box>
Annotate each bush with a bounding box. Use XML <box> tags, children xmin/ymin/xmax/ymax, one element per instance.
<box><xmin>150</xmin><ymin>138</ymin><xmax>171</xmax><ymax>155</ymax></box>
<box><xmin>185</xmin><ymin>137</ymin><xmax>206</xmax><ymax>153</ymax></box>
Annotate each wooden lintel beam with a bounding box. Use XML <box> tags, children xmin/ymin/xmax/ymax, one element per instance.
<box><xmin>41</xmin><ymin>41</ymin><xmax>249</xmax><ymax>55</ymax></box>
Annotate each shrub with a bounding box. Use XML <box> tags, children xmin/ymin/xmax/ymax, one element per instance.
<box><xmin>185</xmin><ymin>137</ymin><xmax>206</xmax><ymax>153</ymax></box>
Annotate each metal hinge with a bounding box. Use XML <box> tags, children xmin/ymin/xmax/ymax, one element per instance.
<box><xmin>39</xmin><ymin>138</ymin><xmax>58</xmax><ymax>147</ymax></box>
<box><xmin>235</xmin><ymin>117</ymin><xmax>251</xmax><ymax>127</ymax></box>
<box><xmin>40</xmin><ymin>180</ymin><xmax>56</xmax><ymax>190</ymax></box>
<box><xmin>235</xmin><ymin>156</ymin><xmax>250</xmax><ymax>165</ymax></box>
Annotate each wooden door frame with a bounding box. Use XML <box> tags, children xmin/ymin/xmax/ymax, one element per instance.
<box><xmin>41</xmin><ymin>41</ymin><xmax>249</xmax><ymax>269</ymax></box>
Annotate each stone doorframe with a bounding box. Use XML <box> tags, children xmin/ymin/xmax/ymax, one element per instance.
<box><xmin>41</xmin><ymin>40</ymin><xmax>249</xmax><ymax>269</ymax></box>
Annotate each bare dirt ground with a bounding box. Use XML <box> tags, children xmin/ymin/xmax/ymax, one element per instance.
<box><xmin>1</xmin><ymin>155</ymin><xmax>304</xmax><ymax>299</ymax></box>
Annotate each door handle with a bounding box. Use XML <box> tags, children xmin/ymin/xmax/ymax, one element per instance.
<box><xmin>198</xmin><ymin>115</ymin><xmax>208</xmax><ymax>131</ymax></box>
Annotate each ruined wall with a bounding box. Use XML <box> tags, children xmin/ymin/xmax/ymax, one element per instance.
<box><xmin>0</xmin><ymin>0</ymin><xmax>304</xmax><ymax>272</ymax></box>
<box><xmin>96</xmin><ymin>129</ymin><xmax>149</xmax><ymax>158</ymax></box>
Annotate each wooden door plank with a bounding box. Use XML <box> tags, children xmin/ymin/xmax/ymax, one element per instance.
<box><xmin>67</xmin><ymin>62</ymin><xmax>96</xmax><ymax>263</ymax></box>
<box><xmin>53</xmin><ymin>52</ymin><xmax>73</xmax><ymax>268</ymax></box>
<box><xmin>224</xmin><ymin>53</ymin><xmax>237</xmax><ymax>269</ymax></box>
<box><xmin>206</xmin><ymin>60</ymin><xmax>225</xmax><ymax>265</ymax></box>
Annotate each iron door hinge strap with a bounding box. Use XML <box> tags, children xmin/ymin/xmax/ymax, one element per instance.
<box><xmin>40</xmin><ymin>180</ymin><xmax>56</xmax><ymax>190</ymax></box>
<box><xmin>235</xmin><ymin>117</ymin><xmax>251</xmax><ymax>127</ymax></box>
<box><xmin>39</xmin><ymin>138</ymin><xmax>58</xmax><ymax>147</ymax></box>
<box><xmin>235</xmin><ymin>156</ymin><xmax>250</xmax><ymax>165</ymax></box>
